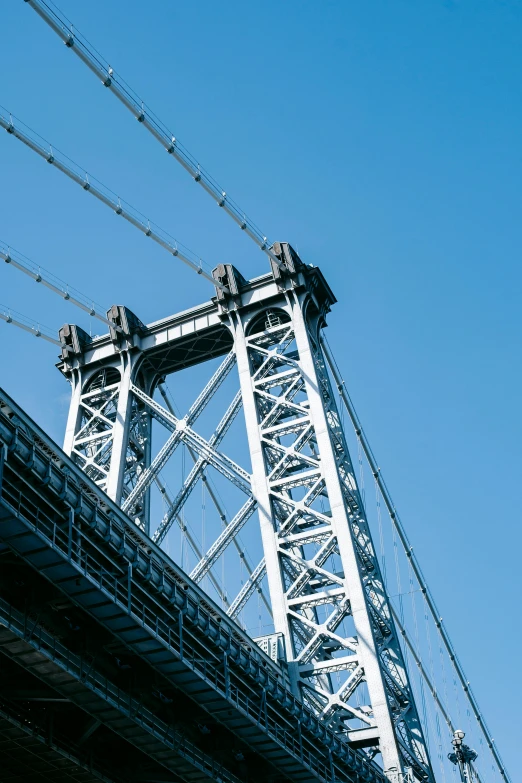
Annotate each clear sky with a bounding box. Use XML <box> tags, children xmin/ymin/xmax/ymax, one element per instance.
<box><xmin>0</xmin><ymin>0</ymin><xmax>520</xmax><ymax>777</ymax></box>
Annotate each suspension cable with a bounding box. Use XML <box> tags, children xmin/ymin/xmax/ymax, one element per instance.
<box><xmin>321</xmin><ymin>335</ymin><xmax>512</xmax><ymax>783</ymax></box>
<box><xmin>0</xmin><ymin>108</ymin><xmax>227</xmax><ymax>292</ymax></box>
<box><xmin>23</xmin><ymin>0</ymin><xmax>284</xmax><ymax>271</ymax></box>
<box><xmin>0</xmin><ymin>240</ymin><xmax>124</xmax><ymax>334</ymax></box>
<box><xmin>0</xmin><ymin>302</ymin><xmax>63</xmax><ymax>346</ymax></box>
<box><xmin>154</xmin><ymin>475</ymin><xmax>232</xmax><ymax>611</ymax></box>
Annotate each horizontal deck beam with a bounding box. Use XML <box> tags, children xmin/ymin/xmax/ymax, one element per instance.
<box><xmin>0</xmin><ymin>386</ymin><xmax>385</xmax><ymax>783</ymax></box>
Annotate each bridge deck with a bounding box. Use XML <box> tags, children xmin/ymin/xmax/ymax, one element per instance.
<box><xmin>0</xmin><ymin>388</ymin><xmax>384</xmax><ymax>783</ymax></box>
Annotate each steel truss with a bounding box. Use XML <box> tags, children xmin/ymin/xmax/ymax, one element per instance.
<box><xmin>156</xmin><ymin>384</ymin><xmax>272</xmax><ymax>616</ymax></box>
<box><xmin>58</xmin><ymin>249</ymin><xmax>434</xmax><ymax>781</ymax></box>
<box><xmin>68</xmin><ymin>367</ymin><xmax>151</xmax><ymax>530</ymax></box>
<box><xmin>0</xmin><ymin>386</ymin><xmax>387</xmax><ymax>783</ymax></box>
<box><xmin>122</xmin><ymin>350</ymin><xmax>236</xmax><ymax>516</ymax></box>
<box><xmin>59</xmin><ymin>302</ymin><xmax>267</xmax><ymax>617</ymax></box>
<box><xmin>0</xmin><ymin>4</ymin><xmax>503</xmax><ymax>779</ymax></box>
<box><xmin>220</xmin><ymin>246</ymin><xmax>433</xmax><ymax>782</ymax></box>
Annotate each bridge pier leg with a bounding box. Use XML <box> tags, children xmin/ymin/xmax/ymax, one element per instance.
<box><xmin>59</xmin><ymin>308</ymin><xmax>152</xmax><ymax>532</ymax></box>
<box><xmin>214</xmin><ymin>246</ymin><xmax>433</xmax><ymax>781</ymax></box>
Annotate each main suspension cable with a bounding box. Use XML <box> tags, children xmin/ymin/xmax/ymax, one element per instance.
<box><xmin>0</xmin><ymin>108</ymin><xmax>227</xmax><ymax>292</ymax></box>
<box><xmin>23</xmin><ymin>0</ymin><xmax>284</xmax><ymax>271</ymax></box>
<box><xmin>0</xmin><ymin>302</ymin><xmax>63</xmax><ymax>346</ymax></box>
<box><xmin>321</xmin><ymin>335</ymin><xmax>511</xmax><ymax>783</ymax></box>
<box><xmin>0</xmin><ymin>240</ymin><xmax>124</xmax><ymax>334</ymax></box>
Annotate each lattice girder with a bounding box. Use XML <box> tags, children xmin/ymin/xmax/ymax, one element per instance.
<box><xmin>225</xmin><ymin>256</ymin><xmax>433</xmax><ymax>782</ymax></box>
<box><xmin>64</xmin><ymin>352</ymin><xmax>152</xmax><ymax>532</ymax></box>
<box><xmin>60</xmin><ymin>259</ymin><xmax>435</xmax><ymax>783</ymax></box>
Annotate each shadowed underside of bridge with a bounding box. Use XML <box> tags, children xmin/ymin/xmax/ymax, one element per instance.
<box><xmin>0</xmin><ymin>706</ymin><xmax>111</xmax><ymax>783</ymax></box>
<box><xmin>0</xmin><ymin>388</ymin><xmax>384</xmax><ymax>783</ymax></box>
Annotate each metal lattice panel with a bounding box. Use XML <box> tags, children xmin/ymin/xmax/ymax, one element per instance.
<box><xmin>58</xmin><ymin>249</ymin><xmax>435</xmax><ymax>782</ymax></box>
<box><xmin>230</xmin><ymin>287</ymin><xmax>431</xmax><ymax>780</ymax></box>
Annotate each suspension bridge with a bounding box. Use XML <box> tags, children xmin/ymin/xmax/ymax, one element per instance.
<box><xmin>0</xmin><ymin>3</ymin><xmax>512</xmax><ymax>783</ymax></box>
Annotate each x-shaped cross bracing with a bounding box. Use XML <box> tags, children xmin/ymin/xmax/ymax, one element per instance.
<box><xmin>230</xmin><ymin>310</ymin><xmax>432</xmax><ymax>781</ymax></box>
<box><xmin>120</xmin><ymin>356</ymin><xmax>264</xmax><ymax>612</ymax></box>
<box><xmin>153</xmin><ymin>390</ymin><xmax>245</xmax><ymax>545</ymax></box>
<box><xmin>131</xmin><ymin>383</ymin><xmax>251</xmax><ymax>494</ymax></box>
<box><xmin>71</xmin><ymin>381</ymin><xmax>120</xmax><ymax>488</ymax></box>
<box><xmin>123</xmin><ymin>352</ymin><xmax>237</xmax><ymax>515</ymax></box>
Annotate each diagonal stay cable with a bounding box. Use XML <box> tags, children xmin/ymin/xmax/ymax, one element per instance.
<box><xmin>0</xmin><ymin>108</ymin><xmax>227</xmax><ymax>292</ymax></box>
<box><xmin>23</xmin><ymin>0</ymin><xmax>284</xmax><ymax>271</ymax></box>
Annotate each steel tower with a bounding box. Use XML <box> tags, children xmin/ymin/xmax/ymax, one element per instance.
<box><xmin>59</xmin><ymin>244</ymin><xmax>433</xmax><ymax>782</ymax></box>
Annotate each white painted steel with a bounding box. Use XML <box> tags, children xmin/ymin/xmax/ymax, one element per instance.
<box><xmin>131</xmin><ymin>385</ymin><xmax>251</xmax><ymax>493</ymax></box>
<box><xmin>227</xmin><ymin>559</ymin><xmax>266</xmax><ymax>620</ymax></box>
<box><xmin>222</xmin><ymin>260</ymin><xmax>432</xmax><ymax>781</ymax></box>
<box><xmin>59</xmin><ymin>253</ymin><xmax>434</xmax><ymax>781</ymax></box>
<box><xmin>153</xmin><ymin>390</ymin><xmax>244</xmax><ymax>545</ymax></box>
<box><xmin>190</xmin><ymin>497</ymin><xmax>257</xmax><ymax>582</ymax></box>
<box><xmin>122</xmin><ymin>352</ymin><xmax>236</xmax><ymax>514</ymax></box>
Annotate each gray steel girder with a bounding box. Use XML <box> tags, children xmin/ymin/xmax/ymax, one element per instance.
<box><xmin>215</xmin><ymin>249</ymin><xmax>434</xmax><ymax>783</ymax></box>
<box><xmin>55</xmin><ymin>249</ymin><xmax>435</xmax><ymax>783</ymax></box>
<box><xmin>123</xmin><ymin>351</ymin><xmax>236</xmax><ymax>516</ymax></box>
<box><xmin>0</xmin><ymin>388</ymin><xmax>387</xmax><ymax>783</ymax></box>
<box><xmin>0</xmin><ymin>616</ymin><xmax>239</xmax><ymax>783</ymax></box>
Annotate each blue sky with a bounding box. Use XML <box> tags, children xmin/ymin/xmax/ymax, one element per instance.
<box><xmin>0</xmin><ymin>0</ymin><xmax>520</xmax><ymax>776</ymax></box>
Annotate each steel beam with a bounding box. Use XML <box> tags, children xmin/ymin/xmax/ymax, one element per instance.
<box><xmin>0</xmin><ymin>606</ymin><xmax>240</xmax><ymax>783</ymax></box>
<box><xmin>132</xmin><ymin>384</ymin><xmax>251</xmax><ymax>493</ymax></box>
<box><xmin>155</xmin><ymin>475</ymin><xmax>230</xmax><ymax>607</ymax></box>
<box><xmin>190</xmin><ymin>497</ymin><xmax>257</xmax><ymax>583</ymax></box>
<box><xmin>0</xmin><ymin>384</ymin><xmax>386</xmax><ymax>783</ymax></box>
<box><xmin>153</xmin><ymin>390</ymin><xmax>243</xmax><ymax>544</ymax></box>
<box><xmin>0</xmin><ymin>697</ymin><xmax>119</xmax><ymax>783</ymax></box>
<box><xmin>122</xmin><ymin>351</ymin><xmax>236</xmax><ymax>515</ymax></box>
<box><xmin>155</xmin><ymin>387</ymin><xmax>273</xmax><ymax>617</ymax></box>
<box><xmin>216</xmin><ymin>247</ymin><xmax>434</xmax><ymax>782</ymax></box>
<box><xmin>53</xmin><ymin>248</ymin><xmax>436</xmax><ymax>782</ymax></box>
<box><xmin>227</xmin><ymin>559</ymin><xmax>266</xmax><ymax>620</ymax></box>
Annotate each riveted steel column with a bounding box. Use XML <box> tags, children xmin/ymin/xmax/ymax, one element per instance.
<box><xmin>63</xmin><ymin>368</ymin><xmax>82</xmax><ymax>456</ymax></box>
<box><xmin>290</xmin><ymin>291</ymin><xmax>402</xmax><ymax>775</ymax></box>
<box><xmin>106</xmin><ymin>352</ymin><xmax>134</xmax><ymax>505</ymax></box>
<box><xmin>230</xmin><ymin>311</ymin><xmax>300</xmax><ymax>696</ymax></box>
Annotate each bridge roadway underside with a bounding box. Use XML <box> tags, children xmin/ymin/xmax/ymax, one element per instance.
<box><xmin>0</xmin><ymin>388</ymin><xmax>385</xmax><ymax>783</ymax></box>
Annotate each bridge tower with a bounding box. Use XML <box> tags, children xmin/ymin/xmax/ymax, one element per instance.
<box><xmin>60</xmin><ymin>306</ymin><xmax>153</xmax><ymax>533</ymax></box>
<box><xmin>59</xmin><ymin>244</ymin><xmax>434</xmax><ymax>782</ymax></box>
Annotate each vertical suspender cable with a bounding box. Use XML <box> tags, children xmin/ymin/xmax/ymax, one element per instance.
<box><xmin>154</xmin><ymin>475</ymin><xmax>230</xmax><ymax>610</ymax></box>
<box><xmin>320</xmin><ymin>335</ymin><xmax>512</xmax><ymax>783</ymax></box>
